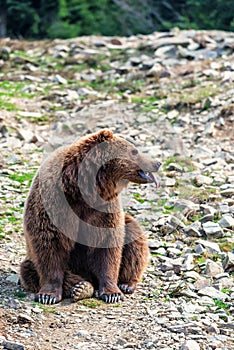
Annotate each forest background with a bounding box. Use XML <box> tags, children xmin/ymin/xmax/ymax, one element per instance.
<box><xmin>0</xmin><ymin>0</ymin><xmax>234</xmax><ymax>39</ymax></box>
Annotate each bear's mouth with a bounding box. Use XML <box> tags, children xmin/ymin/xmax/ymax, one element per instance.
<box><xmin>137</xmin><ymin>170</ymin><xmax>159</xmax><ymax>187</ymax></box>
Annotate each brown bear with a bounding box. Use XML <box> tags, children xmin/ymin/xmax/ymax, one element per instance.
<box><xmin>20</xmin><ymin>129</ymin><xmax>161</xmax><ymax>304</ymax></box>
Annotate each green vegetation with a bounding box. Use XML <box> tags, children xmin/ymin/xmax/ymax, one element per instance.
<box><xmin>14</xmin><ymin>291</ymin><xmax>27</xmax><ymax>299</ymax></box>
<box><xmin>133</xmin><ymin>193</ymin><xmax>145</xmax><ymax>204</ymax></box>
<box><xmin>79</xmin><ymin>298</ymin><xmax>104</xmax><ymax>308</ymax></box>
<box><xmin>0</xmin><ymin>97</ymin><xmax>18</xmax><ymax>111</ymax></box>
<box><xmin>1</xmin><ymin>1</ymin><xmax>234</xmax><ymax>39</ymax></box>
<box><xmin>163</xmin><ymin>156</ymin><xmax>196</xmax><ymax>172</ymax></box>
<box><xmin>9</xmin><ymin>171</ymin><xmax>36</xmax><ymax>185</ymax></box>
<box><xmin>213</xmin><ymin>299</ymin><xmax>230</xmax><ymax>311</ymax></box>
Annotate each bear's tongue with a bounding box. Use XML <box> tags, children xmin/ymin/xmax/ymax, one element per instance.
<box><xmin>138</xmin><ymin>170</ymin><xmax>159</xmax><ymax>187</ymax></box>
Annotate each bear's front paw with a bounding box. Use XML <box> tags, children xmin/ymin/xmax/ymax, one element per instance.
<box><xmin>99</xmin><ymin>293</ymin><xmax>124</xmax><ymax>303</ymax></box>
<box><xmin>118</xmin><ymin>283</ymin><xmax>136</xmax><ymax>294</ymax></box>
<box><xmin>35</xmin><ymin>293</ymin><xmax>61</xmax><ymax>305</ymax></box>
<box><xmin>71</xmin><ymin>281</ymin><xmax>94</xmax><ymax>302</ymax></box>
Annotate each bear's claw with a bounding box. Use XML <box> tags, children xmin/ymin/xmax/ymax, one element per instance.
<box><xmin>99</xmin><ymin>293</ymin><xmax>124</xmax><ymax>303</ymax></box>
<box><xmin>35</xmin><ymin>294</ymin><xmax>60</xmax><ymax>305</ymax></box>
<box><xmin>71</xmin><ymin>281</ymin><xmax>94</xmax><ymax>302</ymax></box>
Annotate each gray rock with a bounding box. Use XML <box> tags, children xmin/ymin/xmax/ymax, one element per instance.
<box><xmin>196</xmin><ymin>239</ymin><xmax>221</xmax><ymax>254</ymax></box>
<box><xmin>1</xmin><ymin>341</ymin><xmax>25</xmax><ymax>350</ymax></box>
<box><xmin>198</xmin><ymin>287</ymin><xmax>227</xmax><ymax>301</ymax></box>
<box><xmin>174</xmin><ymin>199</ymin><xmax>199</xmax><ymax>212</ymax></box>
<box><xmin>75</xmin><ymin>330</ymin><xmax>90</xmax><ymax>337</ymax></box>
<box><xmin>222</xmin><ymin>252</ymin><xmax>234</xmax><ymax>272</ymax></box>
<box><xmin>6</xmin><ymin>274</ymin><xmax>20</xmax><ymax>284</ymax></box>
<box><xmin>179</xmin><ymin>340</ymin><xmax>200</xmax><ymax>350</ymax></box>
<box><xmin>199</xmin><ymin>214</ymin><xmax>214</xmax><ymax>223</ymax></box>
<box><xmin>218</xmin><ymin>215</ymin><xmax>234</xmax><ymax>228</ymax></box>
<box><xmin>182</xmin><ymin>254</ymin><xmax>194</xmax><ymax>271</ymax></box>
<box><xmin>213</xmin><ymin>277</ymin><xmax>233</xmax><ymax>290</ymax></box>
<box><xmin>202</xmin><ymin>221</ymin><xmax>223</xmax><ymax>238</ymax></box>
<box><xmin>18</xmin><ymin>313</ymin><xmax>34</xmax><ymax>324</ymax></box>
<box><xmin>204</xmin><ymin>260</ymin><xmax>224</xmax><ymax>277</ymax></box>
<box><xmin>194</xmin><ymin>243</ymin><xmax>207</xmax><ymax>255</ymax></box>
<box><xmin>53</xmin><ymin>74</ymin><xmax>67</xmax><ymax>84</ymax></box>
<box><xmin>184</xmin><ymin>221</ymin><xmax>202</xmax><ymax>237</ymax></box>
<box><xmin>193</xmin><ymin>174</ymin><xmax>213</xmax><ymax>187</ymax></box>
<box><xmin>164</xmin><ymin>177</ymin><xmax>176</xmax><ymax>187</ymax></box>
<box><xmin>17</xmin><ymin>129</ymin><xmax>35</xmax><ymax>143</ymax></box>
<box><xmin>220</xmin><ymin>189</ymin><xmax>234</xmax><ymax>197</ymax></box>
<box><xmin>194</xmin><ymin>277</ymin><xmax>211</xmax><ymax>290</ymax></box>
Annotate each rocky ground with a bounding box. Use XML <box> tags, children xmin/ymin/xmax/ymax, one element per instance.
<box><xmin>0</xmin><ymin>29</ymin><xmax>234</xmax><ymax>350</ymax></box>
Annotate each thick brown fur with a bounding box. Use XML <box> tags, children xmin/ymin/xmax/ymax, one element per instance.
<box><xmin>20</xmin><ymin>130</ymin><xmax>160</xmax><ymax>304</ymax></box>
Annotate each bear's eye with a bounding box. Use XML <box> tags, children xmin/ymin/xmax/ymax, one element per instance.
<box><xmin>131</xmin><ymin>149</ymin><xmax>138</xmax><ymax>156</ymax></box>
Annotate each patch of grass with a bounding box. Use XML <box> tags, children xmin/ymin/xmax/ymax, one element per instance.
<box><xmin>194</xmin><ymin>255</ymin><xmax>207</xmax><ymax>265</ymax></box>
<box><xmin>9</xmin><ymin>171</ymin><xmax>36</xmax><ymax>185</ymax></box>
<box><xmin>163</xmin><ymin>156</ymin><xmax>195</xmax><ymax>172</ymax></box>
<box><xmin>219</xmin><ymin>241</ymin><xmax>234</xmax><ymax>252</ymax></box>
<box><xmin>79</xmin><ymin>299</ymin><xmax>103</xmax><ymax>308</ymax></box>
<box><xmin>0</xmin><ymin>81</ymin><xmax>36</xmax><ymax>99</ymax></box>
<box><xmin>213</xmin><ymin>299</ymin><xmax>230</xmax><ymax>310</ymax></box>
<box><xmin>157</xmin><ymin>199</ymin><xmax>167</xmax><ymax>207</ymax></box>
<box><xmin>133</xmin><ymin>193</ymin><xmax>145</xmax><ymax>204</ymax></box>
<box><xmin>14</xmin><ymin>291</ymin><xmax>27</xmax><ymax>299</ymax></box>
<box><xmin>32</xmin><ymin>302</ymin><xmax>58</xmax><ymax>314</ymax></box>
<box><xmin>178</xmin><ymin>185</ymin><xmax>216</xmax><ymax>203</ymax></box>
<box><xmin>0</xmin><ymin>97</ymin><xmax>18</xmax><ymax>111</ymax></box>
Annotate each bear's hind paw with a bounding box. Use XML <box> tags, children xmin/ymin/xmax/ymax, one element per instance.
<box><xmin>71</xmin><ymin>281</ymin><xmax>94</xmax><ymax>302</ymax></box>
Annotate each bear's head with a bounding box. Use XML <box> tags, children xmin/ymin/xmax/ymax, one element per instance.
<box><xmin>93</xmin><ymin>130</ymin><xmax>161</xmax><ymax>188</ymax></box>
<box><xmin>62</xmin><ymin>129</ymin><xmax>161</xmax><ymax>204</ymax></box>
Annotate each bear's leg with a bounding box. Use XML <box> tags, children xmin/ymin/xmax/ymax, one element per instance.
<box><xmin>88</xmin><ymin>247</ymin><xmax>124</xmax><ymax>303</ymax></box>
<box><xmin>63</xmin><ymin>271</ymin><xmax>94</xmax><ymax>302</ymax></box>
<box><xmin>118</xmin><ymin>214</ymin><xmax>150</xmax><ymax>294</ymax></box>
<box><xmin>28</xmin><ymin>236</ymin><xmax>73</xmax><ymax>305</ymax></box>
<box><xmin>20</xmin><ymin>259</ymin><xmax>40</xmax><ymax>293</ymax></box>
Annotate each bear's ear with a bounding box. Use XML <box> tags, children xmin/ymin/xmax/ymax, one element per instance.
<box><xmin>96</xmin><ymin>129</ymin><xmax>114</xmax><ymax>142</ymax></box>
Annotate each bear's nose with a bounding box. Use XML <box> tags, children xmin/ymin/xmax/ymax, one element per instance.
<box><xmin>154</xmin><ymin>161</ymin><xmax>161</xmax><ymax>170</ymax></box>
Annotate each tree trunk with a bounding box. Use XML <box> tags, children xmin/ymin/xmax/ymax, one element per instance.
<box><xmin>0</xmin><ymin>7</ymin><xmax>7</xmax><ymax>38</ymax></box>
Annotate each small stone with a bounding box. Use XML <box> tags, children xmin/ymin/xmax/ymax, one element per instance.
<box><xmin>6</xmin><ymin>274</ymin><xmax>20</xmax><ymax>284</ymax></box>
<box><xmin>194</xmin><ymin>243</ymin><xmax>207</xmax><ymax>255</ymax></box>
<box><xmin>179</xmin><ymin>339</ymin><xmax>200</xmax><ymax>350</ymax></box>
<box><xmin>204</xmin><ymin>260</ymin><xmax>224</xmax><ymax>277</ymax></box>
<box><xmin>202</xmin><ymin>221</ymin><xmax>223</xmax><ymax>238</ymax></box>
<box><xmin>193</xmin><ymin>174</ymin><xmax>213</xmax><ymax>187</ymax></box>
<box><xmin>53</xmin><ymin>74</ymin><xmax>67</xmax><ymax>84</ymax></box>
<box><xmin>222</xmin><ymin>252</ymin><xmax>234</xmax><ymax>272</ymax></box>
<box><xmin>75</xmin><ymin>330</ymin><xmax>90</xmax><ymax>337</ymax></box>
<box><xmin>17</xmin><ymin>129</ymin><xmax>35</xmax><ymax>143</ymax></box>
<box><xmin>183</xmin><ymin>271</ymin><xmax>200</xmax><ymax>281</ymax></box>
<box><xmin>182</xmin><ymin>254</ymin><xmax>194</xmax><ymax>271</ymax></box>
<box><xmin>194</xmin><ymin>277</ymin><xmax>211</xmax><ymax>290</ymax></box>
<box><xmin>18</xmin><ymin>313</ymin><xmax>34</xmax><ymax>324</ymax></box>
<box><xmin>198</xmin><ymin>286</ymin><xmax>227</xmax><ymax>301</ymax></box>
<box><xmin>1</xmin><ymin>341</ymin><xmax>25</xmax><ymax>350</ymax></box>
<box><xmin>199</xmin><ymin>214</ymin><xmax>214</xmax><ymax>223</ymax></box>
<box><xmin>184</xmin><ymin>221</ymin><xmax>202</xmax><ymax>237</ymax></box>
<box><xmin>165</xmin><ymin>177</ymin><xmax>176</xmax><ymax>187</ymax></box>
<box><xmin>196</xmin><ymin>239</ymin><xmax>221</xmax><ymax>254</ymax></box>
<box><xmin>213</xmin><ymin>277</ymin><xmax>233</xmax><ymax>290</ymax></box>
<box><xmin>166</xmin><ymin>163</ymin><xmax>183</xmax><ymax>172</ymax></box>
<box><xmin>207</xmin><ymin>324</ymin><xmax>220</xmax><ymax>334</ymax></box>
<box><xmin>218</xmin><ymin>215</ymin><xmax>234</xmax><ymax>228</ymax></box>
<box><xmin>220</xmin><ymin>189</ymin><xmax>234</xmax><ymax>197</ymax></box>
